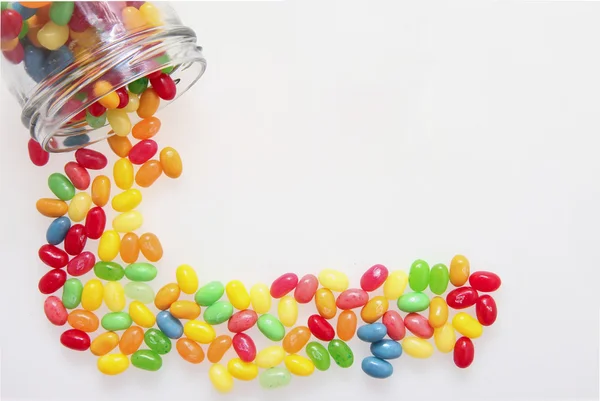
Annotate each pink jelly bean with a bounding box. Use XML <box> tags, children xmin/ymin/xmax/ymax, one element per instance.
<box><xmin>270</xmin><ymin>273</ymin><xmax>299</xmax><ymax>298</ymax></box>
<box><xmin>360</xmin><ymin>264</ymin><xmax>389</xmax><ymax>292</ymax></box>
<box><xmin>228</xmin><ymin>310</ymin><xmax>258</xmax><ymax>333</ymax></box>
<box><xmin>67</xmin><ymin>251</ymin><xmax>95</xmax><ymax>276</ymax></box>
<box><xmin>335</xmin><ymin>288</ymin><xmax>369</xmax><ymax>310</ymax></box>
<box><xmin>64</xmin><ymin>162</ymin><xmax>90</xmax><ymax>190</ymax></box>
<box><xmin>294</xmin><ymin>274</ymin><xmax>318</xmax><ymax>304</ymax></box>
<box><xmin>404</xmin><ymin>313</ymin><xmax>434</xmax><ymax>339</ymax></box>
<box><xmin>44</xmin><ymin>295</ymin><xmax>68</xmax><ymax>326</ymax></box>
<box><xmin>382</xmin><ymin>310</ymin><xmax>405</xmax><ymax>341</ymax></box>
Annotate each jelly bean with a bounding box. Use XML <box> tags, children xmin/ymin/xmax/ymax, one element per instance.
<box><xmin>116</xmin><ymin>87</ymin><xmax>129</xmax><ymax>109</ymax></box>
<box><xmin>73</xmin><ymin>148</ymin><xmax>106</xmax><ymax>171</ymax></box>
<box><xmin>132</xmin><ymin>349</ymin><xmax>162</xmax><ymax>371</ymax></box>
<box><xmin>357</xmin><ymin>322</ymin><xmax>387</xmax><ymax>343</ymax></box>
<box><xmin>107</xmin><ymin>109</ymin><xmax>131</xmax><ymax>136</ymax></box>
<box><xmin>36</xmin><ymin>198</ymin><xmax>67</xmax><ymax>217</ymax></box>
<box><xmin>44</xmin><ymin>295</ymin><xmax>67</xmax><ymax>325</ymax></box>
<box><xmin>81</xmin><ymin>279</ymin><xmax>103</xmax><ymax>311</ymax></box>
<box><xmin>226</xmin><ymin>280</ymin><xmax>251</xmax><ymax>310</ymax></box>
<box><xmin>64</xmin><ymin>162</ymin><xmax>90</xmax><ymax>190</ymax></box>
<box><xmin>28</xmin><ymin>138</ymin><xmax>49</xmax><ymax>166</ymax></box>
<box><xmin>307</xmin><ymin>314</ymin><xmax>334</xmax><ymax>341</ymax></box>
<box><xmin>120</xmin><ymin>232</ymin><xmax>139</xmax><ymax>263</ymax></box>
<box><xmin>337</xmin><ymin>309</ymin><xmax>357</xmax><ymax>341</ymax></box>
<box><xmin>125</xmin><ymin>262</ymin><xmax>157</xmax><ymax>281</ymax></box>
<box><xmin>12</xmin><ymin>3</ymin><xmax>36</xmax><ymax>20</ymax></box>
<box><xmin>137</xmin><ymin>87</ymin><xmax>160</xmax><ymax>118</ymax></box>
<box><xmin>362</xmin><ymin>356</ymin><xmax>393</xmax><ymax>379</ymax></box>
<box><xmin>98</xmin><ymin>230</ymin><xmax>120</xmax><ymax>262</ymax></box>
<box><xmin>176</xmin><ymin>264</ymin><xmax>199</xmax><ymax>294</ymax></box>
<box><xmin>91</xmin><ymin>332</ymin><xmax>119</xmax><ymax>356</ymax></box>
<box><xmin>259</xmin><ymin>367</ymin><xmax>292</xmax><ymax>389</ymax></box>
<box><xmin>328</xmin><ymin>339</ymin><xmax>353</xmax><ymax>368</ymax></box>
<box><xmin>68</xmin><ymin>192</ymin><xmax>92</xmax><ymax>222</ymax></box>
<box><xmin>60</xmin><ymin>328</ymin><xmax>90</xmax><ymax>351</ymax></box>
<box><xmin>88</xmin><ymin>101</ymin><xmax>106</xmax><ymax>117</ymax></box>
<box><xmin>20</xmin><ymin>2</ymin><xmax>53</xmax><ymax>8</ymax></box>
<box><xmin>170</xmin><ymin>300</ymin><xmax>201</xmax><ymax>320</ymax></box>
<box><xmin>232</xmin><ymin>332</ymin><xmax>256</xmax><ymax>362</ymax></box>
<box><xmin>144</xmin><ymin>328</ymin><xmax>172</xmax><ymax>354</ymax></box>
<box><xmin>270</xmin><ymin>273</ymin><xmax>298</xmax><ymax>299</ymax></box>
<box><xmin>24</xmin><ymin>45</ymin><xmax>47</xmax><ymax>82</ymax></box>
<box><xmin>97</xmin><ymin>353</ymin><xmax>129</xmax><ymax>375</ymax></box>
<box><xmin>207</xmin><ymin>335</ymin><xmax>232</xmax><ymax>363</ymax></box>
<box><xmin>318</xmin><ymin>268</ymin><xmax>349</xmax><ymax>292</ymax></box>
<box><xmin>469</xmin><ymin>271</ymin><xmax>501</xmax><ymax>292</ymax></box>
<box><xmin>397</xmin><ymin>292</ymin><xmax>429</xmax><ymax>313</ymax></box>
<box><xmin>129</xmin><ymin>77</ymin><xmax>148</xmax><ymax>95</ymax></box>
<box><xmin>371</xmin><ymin>339</ymin><xmax>402</xmax><ymax>360</ymax></box>
<box><xmin>404</xmin><ymin>313</ymin><xmax>434</xmax><ymax>339</ymax></box>
<box><xmin>194</xmin><ymin>281</ymin><xmax>224</xmax><ymax>307</ymax></box>
<box><xmin>305</xmin><ymin>342</ymin><xmax>330</xmax><ymax>371</ymax></box>
<box><xmin>1</xmin><ymin>9</ymin><xmax>22</xmax><ymax>40</ymax></box>
<box><xmin>155</xmin><ymin>283</ymin><xmax>181</xmax><ymax>310</ymax></box>
<box><xmin>315</xmin><ymin>288</ymin><xmax>336</xmax><ymax>319</ymax></box>
<box><xmin>446</xmin><ymin>287</ymin><xmax>479</xmax><ymax>309</ymax></box>
<box><xmin>64</xmin><ymin>224</ymin><xmax>86</xmax><ymax>255</ymax></box>
<box><xmin>255</xmin><ymin>345</ymin><xmax>285</xmax><ymax>369</ymax></box>
<box><xmin>132</xmin><ymin>117</ymin><xmax>161</xmax><ymax>140</ymax></box>
<box><xmin>257</xmin><ymin>313</ymin><xmax>285</xmax><ymax>341</ymax></box>
<box><xmin>136</xmin><ymin>232</ymin><xmax>162</xmax><ymax>262</ymax></box>
<box><xmin>85</xmin><ymin>111</ymin><xmax>106</xmax><ymax>129</ymax></box>
<box><xmin>91</xmin><ymin>175</ymin><xmax>110</xmax><ymax>207</ymax></box>
<box><xmin>129</xmin><ymin>300</ymin><xmax>156</xmax><ymax>328</ymax></box>
<box><xmin>383</xmin><ymin>270</ymin><xmax>408</xmax><ymax>300</ymax></box>
<box><xmin>104</xmin><ymin>281</ymin><xmax>126</xmax><ymax>312</ymax></box>
<box><xmin>18</xmin><ymin>20</ymin><xmax>29</xmax><ymax>39</ymax></box>
<box><xmin>284</xmin><ymin>354</ymin><xmax>315</xmax><ymax>376</ymax></box>
<box><xmin>336</xmin><ymin>288</ymin><xmax>369</xmax><ymax>310</ymax></box>
<box><xmin>107</xmin><ymin>134</ymin><xmax>132</xmax><ymax>158</ymax></box>
<box><xmin>94</xmin><ymin>261</ymin><xmax>125</xmax><ymax>281</ymax></box>
<box><xmin>67</xmin><ymin>3</ymin><xmax>89</xmax><ymax>32</ymax></box>
<box><xmin>44</xmin><ymin>44</ymin><xmax>73</xmax><ymax>75</ymax></box>
<box><xmin>476</xmin><ymin>294</ymin><xmax>497</xmax><ymax>326</ymax></box>
<box><xmin>111</xmin><ymin>189</ymin><xmax>142</xmax><ymax>212</ymax></box>
<box><xmin>102</xmin><ymin>312</ymin><xmax>132</xmax><ymax>331</ymax></box>
<box><xmin>124</xmin><ymin>282</ymin><xmax>154</xmax><ymax>304</ymax></box>
<box><xmin>454</xmin><ymin>337</ymin><xmax>474</xmax><ymax>368</ymax></box>
<box><xmin>183</xmin><ymin>320</ymin><xmax>215</xmax><ymax>344</ymax></box>
<box><xmin>452</xmin><ymin>312</ymin><xmax>483</xmax><ymax>338</ymax></box>
<box><xmin>46</xmin><ymin>216</ymin><xmax>70</xmax><ymax>245</ymax></box>
<box><xmin>124</xmin><ymin>91</ymin><xmax>139</xmax><ymax>112</ymax></box>
<box><xmin>62</xmin><ymin>278</ymin><xmax>83</xmax><ymax>309</ymax></box>
<box><xmin>209</xmin><ymin>364</ymin><xmax>234</xmax><ymax>393</ymax></box>
<box><xmin>129</xmin><ymin>139</ymin><xmax>157</xmax><ymax>164</ymax></box>
<box><xmin>361</xmin><ymin>296</ymin><xmax>388</xmax><ymax>323</ymax></box>
<box><xmin>1</xmin><ymin>37</ymin><xmax>18</xmax><ymax>51</ymax></box>
<box><xmin>402</xmin><ymin>336</ymin><xmax>434</xmax><ymax>358</ymax></box>
<box><xmin>228</xmin><ymin>309</ymin><xmax>257</xmax><ymax>333</ymax></box>
<box><xmin>113</xmin><ymin>210</ymin><xmax>143</xmax><ymax>232</ymax></box>
<box><xmin>382</xmin><ymin>311</ymin><xmax>405</xmax><ymax>341</ymax></box>
<box><xmin>176</xmin><ymin>338</ymin><xmax>205</xmax><ymax>363</ymax></box>
<box><xmin>429</xmin><ymin>296</ymin><xmax>449</xmax><ymax>328</ymax></box>
<box><xmin>150</xmin><ymin>73</ymin><xmax>176</xmax><ymax>100</ymax></box>
<box><xmin>48</xmin><ymin>172</ymin><xmax>74</xmax><ymax>200</ymax></box>
<box><xmin>159</xmin><ymin>146</ymin><xmax>183</xmax><ymax>178</ymax></box>
<box><xmin>135</xmin><ymin>159</ymin><xmax>162</xmax><ymax>187</ymax></box>
<box><xmin>360</xmin><ymin>264</ymin><xmax>388</xmax><ymax>292</ymax></box>
<box><xmin>429</xmin><ymin>263</ymin><xmax>450</xmax><ymax>295</ymax></box>
<box><xmin>114</xmin><ymin>158</ymin><xmax>134</xmax><ymax>190</ymax></box>
<box><xmin>84</xmin><ymin>207</ymin><xmax>105</xmax><ymax>240</ymax></box>
<box><xmin>294</xmin><ymin>273</ymin><xmax>318</xmax><ymax>303</ymax></box>
<box><xmin>282</xmin><ymin>326</ymin><xmax>311</xmax><ymax>354</ymax></box>
<box><xmin>140</xmin><ymin>2</ymin><xmax>161</xmax><ymax>26</ymax></box>
<box><xmin>433</xmin><ymin>322</ymin><xmax>456</xmax><ymax>353</ymax></box>
<box><xmin>450</xmin><ymin>254</ymin><xmax>470</xmax><ymax>286</ymax></box>
<box><xmin>277</xmin><ymin>295</ymin><xmax>298</xmax><ymax>327</ymax></box>
<box><xmin>39</xmin><ymin>268</ymin><xmax>66</xmax><ymax>294</ymax></box>
<box><xmin>38</xmin><ymin>244</ymin><xmax>68</xmax><ymax>268</ymax></box>
<box><xmin>157</xmin><ymin>310</ymin><xmax>183</xmax><ymax>339</ymax></box>
<box><xmin>119</xmin><ymin>326</ymin><xmax>144</xmax><ymax>355</ymax></box>
<box><xmin>37</xmin><ymin>20</ymin><xmax>68</xmax><ymax>50</ymax></box>
<box><xmin>67</xmin><ymin>309</ymin><xmax>98</xmax><ymax>332</ymax></box>
<box><xmin>408</xmin><ymin>259</ymin><xmax>430</xmax><ymax>292</ymax></box>
<box><xmin>3</xmin><ymin>40</ymin><xmax>24</xmax><ymax>63</ymax></box>
<box><xmin>121</xmin><ymin>5</ymin><xmax>145</xmax><ymax>29</ymax></box>
<box><xmin>249</xmin><ymin>282</ymin><xmax>271</xmax><ymax>313</ymax></box>
<box><xmin>94</xmin><ymin>81</ymin><xmax>119</xmax><ymax>109</ymax></box>
<box><xmin>49</xmin><ymin>1</ymin><xmax>73</xmax><ymax>26</ymax></box>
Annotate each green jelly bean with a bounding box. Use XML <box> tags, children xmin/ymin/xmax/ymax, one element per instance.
<box><xmin>203</xmin><ymin>301</ymin><xmax>234</xmax><ymax>325</ymax></box>
<box><xmin>408</xmin><ymin>259</ymin><xmax>430</xmax><ymax>292</ymax></box>
<box><xmin>18</xmin><ymin>20</ymin><xmax>28</xmax><ymax>40</ymax></box>
<box><xmin>125</xmin><ymin>262</ymin><xmax>157</xmax><ymax>282</ymax></box>
<box><xmin>124</xmin><ymin>282</ymin><xmax>155</xmax><ymax>304</ymax></box>
<box><xmin>327</xmin><ymin>339</ymin><xmax>353</xmax><ymax>368</ymax></box>
<box><xmin>74</xmin><ymin>92</ymin><xmax>87</xmax><ymax>102</ymax></box>
<box><xmin>397</xmin><ymin>291</ymin><xmax>430</xmax><ymax>313</ymax></box>
<box><xmin>0</xmin><ymin>2</ymin><xmax>8</xmax><ymax>11</ymax></box>
<box><xmin>194</xmin><ymin>281</ymin><xmax>224</xmax><ymax>306</ymax></box>
<box><xmin>62</xmin><ymin>278</ymin><xmax>83</xmax><ymax>309</ymax></box>
<box><xmin>259</xmin><ymin>367</ymin><xmax>292</xmax><ymax>389</ymax></box>
<box><xmin>305</xmin><ymin>342</ymin><xmax>330</xmax><ymax>371</ymax></box>
<box><xmin>429</xmin><ymin>263</ymin><xmax>449</xmax><ymax>295</ymax></box>
<box><xmin>131</xmin><ymin>349</ymin><xmax>163</xmax><ymax>371</ymax></box>
<box><xmin>155</xmin><ymin>53</ymin><xmax>170</xmax><ymax>65</ymax></box>
<box><xmin>101</xmin><ymin>312</ymin><xmax>132</xmax><ymax>331</ymax></box>
<box><xmin>94</xmin><ymin>261</ymin><xmax>125</xmax><ymax>281</ymax></box>
<box><xmin>49</xmin><ymin>1</ymin><xmax>74</xmax><ymax>26</ymax></box>
<box><xmin>144</xmin><ymin>328</ymin><xmax>172</xmax><ymax>355</ymax></box>
<box><xmin>257</xmin><ymin>313</ymin><xmax>285</xmax><ymax>341</ymax></box>
<box><xmin>48</xmin><ymin>173</ymin><xmax>75</xmax><ymax>201</ymax></box>
<box><xmin>128</xmin><ymin>77</ymin><xmax>148</xmax><ymax>94</ymax></box>
<box><xmin>86</xmin><ymin>111</ymin><xmax>106</xmax><ymax>129</ymax></box>
<box><xmin>161</xmin><ymin>65</ymin><xmax>174</xmax><ymax>74</ymax></box>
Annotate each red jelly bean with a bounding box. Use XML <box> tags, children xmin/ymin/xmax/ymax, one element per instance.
<box><xmin>28</xmin><ymin>138</ymin><xmax>49</xmax><ymax>166</ymax></box>
<box><xmin>64</xmin><ymin>162</ymin><xmax>90</xmax><ymax>190</ymax></box>
<box><xmin>232</xmin><ymin>332</ymin><xmax>256</xmax><ymax>362</ymax></box>
<box><xmin>150</xmin><ymin>73</ymin><xmax>177</xmax><ymax>100</ymax></box>
<box><xmin>68</xmin><ymin>4</ymin><xmax>91</xmax><ymax>32</ymax></box>
<box><xmin>44</xmin><ymin>295</ymin><xmax>68</xmax><ymax>326</ymax></box>
<box><xmin>129</xmin><ymin>139</ymin><xmax>158</xmax><ymax>164</ymax></box>
<box><xmin>360</xmin><ymin>264</ymin><xmax>389</xmax><ymax>292</ymax></box>
<box><xmin>336</xmin><ymin>288</ymin><xmax>369</xmax><ymax>310</ymax></box>
<box><xmin>3</xmin><ymin>41</ymin><xmax>24</xmax><ymax>64</ymax></box>
<box><xmin>382</xmin><ymin>310</ymin><xmax>405</xmax><ymax>341</ymax></box>
<box><xmin>469</xmin><ymin>271</ymin><xmax>501</xmax><ymax>292</ymax></box>
<box><xmin>476</xmin><ymin>295</ymin><xmax>497</xmax><ymax>326</ymax></box>
<box><xmin>147</xmin><ymin>71</ymin><xmax>162</xmax><ymax>79</ymax></box>
<box><xmin>88</xmin><ymin>101</ymin><xmax>106</xmax><ymax>117</ymax></box>
<box><xmin>116</xmin><ymin>87</ymin><xmax>129</xmax><ymax>108</ymax></box>
<box><xmin>126</xmin><ymin>1</ymin><xmax>145</xmax><ymax>8</ymax></box>
<box><xmin>294</xmin><ymin>274</ymin><xmax>318</xmax><ymax>304</ymax></box>
<box><xmin>446</xmin><ymin>287</ymin><xmax>479</xmax><ymax>309</ymax></box>
<box><xmin>39</xmin><ymin>269</ymin><xmax>67</xmax><ymax>294</ymax></box>
<box><xmin>75</xmin><ymin>148</ymin><xmax>108</xmax><ymax>170</ymax></box>
<box><xmin>404</xmin><ymin>313</ymin><xmax>433</xmax><ymax>339</ymax></box>
<box><xmin>84</xmin><ymin>207</ymin><xmax>106</xmax><ymax>239</ymax></box>
<box><xmin>454</xmin><ymin>337</ymin><xmax>474</xmax><ymax>368</ymax></box>
<box><xmin>307</xmin><ymin>314</ymin><xmax>335</xmax><ymax>341</ymax></box>
<box><xmin>39</xmin><ymin>244</ymin><xmax>69</xmax><ymax>268</ymax></box>
<box><xmin>228</xmin><ymin>310</ymin><xmax>258</xmax><ymax>333</ymax></box>
<box><xmin>270</xmin><ymin>273</ymin><xmax>298</xmax><ymax>298</ymax></box>
<box><xmin>60</xmin><ymin>329</ymin><xmax>91</xmax><ymax>351</ymax></box>
<box><xmin>64</xmin><ymin>224</ymin><xmax>87</xmax><ymax>255</ymax></box>
<box><xmin>1</xmin><ymin>9</ymin><xmax>22</xmax><ymax>40</ymax></box>
<box><xmin>67</xmin><ymin>251</ymin><xmax>95</xmax><ymax>276</ymax></box>
<box><xmin>70</xmin><ymin>108</ymin><xmax>87</xmax><ymax>123</ymax></box>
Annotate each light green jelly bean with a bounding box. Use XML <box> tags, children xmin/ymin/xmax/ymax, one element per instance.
<box><xmin>0</xmin><ymin>2</ymin><xmax>9</xmax><ymax>11</ymax></box>
<box><xmin>203</xmin><ymin>301</ymin><xmax>233</xmax><ymax>325</ymax></box>
<box><xmin>49</xmin><ymin>1</ymin><xmax>74</xmax><ymax>26</ymax></box>
<box><xmin>48</xmin><ymin>173</ymin><xmax>75</xmax><ymax>201</ymax></box>
<box><xmin>327</xmin><ymin>339</ymin><xmax>353</xmax><ymax>368</ymax></box>
<box><xmin>408</xmin><ymin>259</ymin><xmax>430</xmax><ymax>292</ymax></box>
<box><xmin>131</xmin><ymin>349</ymin><xmax>162</xmax><ymax>371</ymax></box>
<box><xmin>144</xmin><ymin>328</ymin><xmax>172</xmax><ymax>355</ymax></box>
<box><xmin>18</xmin><ymin>21</ymin><xmax>28</xmax><ymax>39</ymax></box>
<box><xmin>305</xmin><ymin>342</ymin><xmax>330</xmax><ymax>371</ymax></box>
<box><xmin>124</xmin><ymin>282</ymin><xmax>155</xmax><ymax>303</ymax></box>
<box><xmin>125</xmin><ymin>262</ymin><xmax>157</xmax><ymax>282</ymax></box>
<box><xmin>74</xmin><ymin>91</ymin><xmax>87</xmax><ymax>101</ymax></box>
<box><xmin>194</xmin><ymin>281</ymin><xmax>224</xmax><ymax>306</ymax></box>
<box><xmin>257</xmin><ymin>313</ymin><xmax>285</xmax><ymax>341</ymax></box>
<box><xmin>397</xmin><ymin>291</ymin><xmax>430</xmax><ymax>312</ymax></box>
<box><xmin>62</xmin><ymin>278</ymin><xmax>83</xmax><ymax>309</ymax></box>
<box><xmin>429</xmin><ymin>263</ymin><xmax>449</xmax><ymax>295</ymax></box>
<box><xmin>94</xmin><ymin>261</ymin><xmax>125</xmax><ymax>281</ymax></box>
<box><xmin>259</xmin><ymin>367</ymin><xmax>292</xmax><ymax>389</ymax></box>
<box><xmin>101</xmin><ymin>312</ymin><xmax>132</xmax><ymax>331</ymax></box>
<box><xmin>86</xmin><ymin>111</ymin><xmax>106</xmax><ymax>129</ymax></box>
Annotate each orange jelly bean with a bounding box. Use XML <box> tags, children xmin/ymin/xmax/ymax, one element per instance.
<box><xmin>91</xmin><ymin>175</ymin><xmax>111</xmax><ymax>207</ymax></box>
<box><xmin>159</xmin><ymin>147</ymin><xmax>182</xmax><ymax>178</ymax></box>
<box><xmin>337</xmin><ymin>309</ymin><xmax>357</xmax><ymax>341</ymax></box>
<box><xmin>207</xmin><ymin>335</ymin><xmax>232</xmax><ymax>363</ymax></box>
<box><xmin>282</xmin><ymin>326</ymin><xmax>311</xmax><ymax>354</ymax></box>
<box><xmin>90</xmin><ymin>332</ymin><xmax>119</xmax><ymax>356</ymax></box>
<box><xmin>36</xmin><ymin>198</ymin><xmax>68</xmax><ymax>217</ymax></box>
<box><xmin>155</xmin><ymin>283</ymin><xmax>180</xmax><ymax>310</ymax></box>
<box><xmin>138</xmin><ymin>232</ymin><xmax>163</xmax><ymax>262</ymax></box>
<box><xmin>27</xmin><ymin>24</ymin><xmax>42</xmax><ymax>47</ymax></box>
<box><xmin>361</xmin><ymin>296</ymin><xmax>389</xmax><ymax>323</ymax></box>
<box><xmin>35</xmin><ymin>4</ymin><xmax>51</xmax><ymax>23</ymax></box>
<box><xmin>315</xmin><ymin>288</ymin><xmax>337</xmax><ymax>319</ymax></box>
<box><xmin>120</xmin><ymin>232</ymin><xmax>140</xmax><ymax>264</ymax></box>
<box><xmin>135</xmin><ymin>159</ymin><xmax>162</xmax><ymax>187</ymax></box>
<box><xmin>450</xmin><ymin>255</ymin><xmax>470</xmax><ymax>287</ymax></box>
<box><xmin>67</xmin><ymin>309</ymin><xmax>99</xmax><ymax>332</ymax></box>
<box><xmin>20</xmin><ymin>2</ymin><xmax>52</xmax><ymax>8</ymax></box>
<box><xmin>137</xmin><ymin>88</ymin><xmax>160</xmax><ymax>118</ymax></box>
<box><xmin>170</xmin><ymin>300</ymin><xmax>201</xmax><ymax>320</ymax></box>
<box><xmin>107</xmin><ymin>134</ymin><xmax>132</xmax><ymax>158</ymax></box>
<box><xmin>119</xmin><ymin>326</ymin><xmax>144</xmax><ymax>355</ymax></box>
<box><xmin>429</xmin><ymin>296</ymin><xmax>449</xmax><ymax>328</ymax></box>
<box><xmin>132</xmin><ymin>117</ymin><xmax>161</xmax><ymax>140</ymax></box>
<box><xmin>176</xmin><ymin>338</ymin><xmax>205</xmax><ymax>364</ymax></box>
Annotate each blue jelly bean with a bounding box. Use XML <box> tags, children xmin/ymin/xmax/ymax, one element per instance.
<box><xmin>357</xmin><ymin>323</ymin><xmax>387</xmax><ymax>343</ymax></box>
<box><xmin>46</xmin><ymin>216</ymin><xmax>71</xmax><ymax>245</ymax></box>
<box><xmin>24</xmin><ymin>46</ymin><xmax>48</xmax><ymax>83</ymax></box>
<box><xmin>63</xmin><ymin>134</ymin><xmax>90</xmax><ymax>147</ymax></box>
<box><xmin>370</xmin><ymin>339</ymin><xmax>402</xmax><ymax>360</ymax></box>
<box><xmin>361</xmin><ymin>356</ymin><xmax>393</xmax><ymax>379</ymax></box>
<box><xmin>45</xmin><ymin>46</ymin><xmax>74</xmax><ymax>76</ymax></box>
<box><xmin>156</xmin><ymin>311</ymin><xmax>183</xmax><ymax>339</ymax></box>
<box><xmin>12</xmin><ymin>2</ymin><xmax>36</xmax><ymax>19</ymax></box>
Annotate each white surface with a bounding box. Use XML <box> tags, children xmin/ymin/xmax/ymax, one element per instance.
<box><xmin>1</xmin><ymin>1</ymin><xmax>599</xmax><ymax>400</ymax></box>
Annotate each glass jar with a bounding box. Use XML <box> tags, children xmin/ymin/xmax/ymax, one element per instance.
<box><xmin>1</xmin><ymin>1</ymin><xmax>206</xmax><ymax>151</ymax></box>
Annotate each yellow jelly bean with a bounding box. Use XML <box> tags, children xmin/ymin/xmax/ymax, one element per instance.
<box><xmin>452</xmin><ymin>312</ymin><xmax>483</xmax><ymax>339</ymax></box>
<box><xmin>383</xmin><ymin>270</ymin><xmax>408</xmax><ymax>300</ymax></box>
<box><xmin>450</xmin><ymin>254</ymin><xmax>470</xmax><ymax>287</ymax></box>
<box><xmin>123</xmin><ymin>92</ymin><xmax>139</xmax><ymax>113</ymax></box>
<box><xmin>318</xmin><ymin>268</ymin><xmax>349</xmax><ymax>292</ymax></box>
<box><xmin>122</xmin><ymin>6</ymin><xmax>146</xmax><ymax>30</ymax></box>
<box><xmin>176</xmin><ymin>264</ymin><xmax>199</xmax><ymax>294</ymax></box>
<box><xmin>184</xmin><ymin>320</ymin><xmax>216</xmax><ymax>344</ymax></box>
<box><xmin>159</xmin><ymin>147</ymin><xmax>182</xmax><ymax>178</ymax></box>
<box><xmin>70</xmin><ymin>27</ymin><xmax>97</xmax><ymax>47</ymax></box>
<box><xmin>155</xmin><ymin>283</ymin><xmax>180</xmax><ymax>310</ymax></box>
<box><xmin>209</xmin><ymin>364</ymin><xmax>234</xmax><ymax>393</ymax></box>
<box><xmin>360</xmin><ymin>296</ymin><xmax>388</xmax><ymax>323</ymax></box>
<box><xmin>98</xmin><ymin>230</ymin><xmax>120</xmax><ymax>261</ymax></box>
<box><xmin>277</xmin><ymin>295</ymin><xmax>298</xmax><ymax>327</ymax></box>
<box><xmin>284</xmin><ymin>354</ymin><xmax>315</xmax><ymax>376</ymax></box>
<box><xmin>227</xmin><ymin>358</ymin><xmax>258</xmax><ymax>381</ymax></box>
<box><xmin>112</xmin><ymin>210</ymin><xmax>143</xmax><ymax>232</ymax></box>
<box><xmin>315</xmin><ymin>288</ymin><xmax>336</xmax><ymax>319</ymax></box>
<box><xmin>433</xmin><ymin>322</ymin><xmax>456</xmax><ymax>353</ymax></box>
<box><xmin>255</xmin><ymin>345</ymin><xmax>285</xmax><ymax>369</ymax></box>
<box><xmin>1</xmin><ymin>37</ymin><xmax>18</xmax><ymax>51</ymax></box>
<box><xmin>67</xmin><ymin>192</ymin><xmax>92</xmax><ymax>222</ymax></box>
<box><xmin>111</xmin><ymin>189</ymin><xmax>142</xmax><ymax>212</ymax></box>
<box><xmin>249</xmin><ymin>283</ymin><xmax>271</xmax><ymax>314</ymax></box>
<box><xmin>94</xmin><ymin>81</ymin><xmax>120</xmax><ymax>109</ymax></box>
<box><xmin>107</xmin><ymin>109</ymin><xmax>131</xmax><ymax>136</ymax></box>
<box><xmin>37</xmin><ymin>21</ymin><xmax>69</xmax><ymax>50</ymax></box>
<box><xmin>91</xmin><ymin>175</ymin><xmax>111</xmax><ymax>207</ymax></box>
<box><xmin>97</xmin><ymin>353</ymin><xmax>129</xmax><ymax>375</ymax></box>
<box><xmin>140</xmin><ymin>2</ymin><xmax>162</xmax><ymax>26</ymax></box>
<box><xmin>226</xmin><ymin>280</ymin><xmax>251</xmax><ymax>310</ymax></box>
<box><xmin>91</xmin><ymin>332</ymin><xmax>120</xmax><ymax>356</ymax></box>
<box><xmin>402</xmin><ymin>336</ymin><xmax>434</xmax><ymax>359</ymax></box>
<box><xmin>81</xmin><ymin>279</ymin><xmax>104</xmax><ymax>311</ymax></box>
<box><xmin>428</xmin><ymin>296</ymin><xmax>448</xmax><ymax>328</ymax></box>
<box><xmin>113</xmin><ymin>158</ymin><xmax>134</xmax><ymax>190</ymax></box>
<box><xmin>129</xmin><ymin>300</ymin><xmax>156</xmax><ymax>328</ymax></box>
<box><xmin>104</xmin><ymin>281</ymin><xmax>126</xmax><ymax>312</ymax></box>
<box><xmin>170</xmin><ymin>300</ymin><xmax>201</xmax><ymax>320</ymax></box>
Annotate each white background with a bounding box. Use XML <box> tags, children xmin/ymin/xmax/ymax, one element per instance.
<box><xmin>1</xmin><ymin>1</ymin><xmax>599</xmax><ymax>400</ymax></box>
